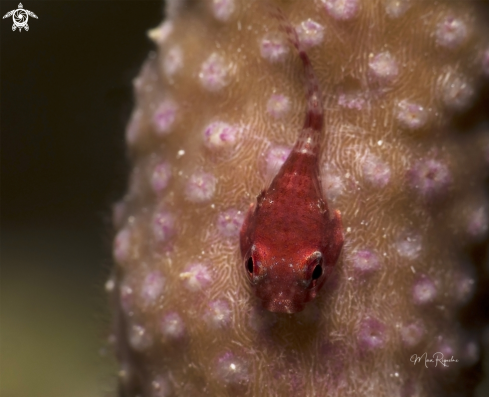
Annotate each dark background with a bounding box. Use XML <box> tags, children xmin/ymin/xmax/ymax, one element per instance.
<box><xmin>1</xmin><ymin>1</ymin><xmax>163</xmax><ymax>395</ymax></box>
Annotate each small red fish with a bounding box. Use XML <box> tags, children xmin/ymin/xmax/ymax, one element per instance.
<box><xmin>239</xmin><ymin>8</ymin><xmax>344</xmax><ymax>313</ymax></box>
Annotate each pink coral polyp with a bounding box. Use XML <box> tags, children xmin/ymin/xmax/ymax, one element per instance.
<box><xmin>129</xmin><ymin>324</ymin><xmax>153</xmax><ymax>352</ymax></box>
<box><xmin>412</xmin><ymin>275</ymin><xmax>437</xmax><ymax>305</ymax></box>
<box><xmin>296</xmin><ymin>19</ymin><xmax>325</xmax><ymax>48</ymax></box>
<box><xmin>350</xmin><ymin>249</ymin><xmax>381</xmax><ymax>275</ymax></box>
<box><xmin>180</xmin><ymin>263</ymin><xmax>212</xmax><ymax>292</ymax></box>
<box><xmin>212</xmin><ymin>0</ymin><xmax>235</xmax><ymax>22</ymax></box>
<box><xmin>199</xmin><ymin>53</ymin><xmax>229</xmax><ymax>91</ymax></box>
<box><xmin>217</xmin><ymin>208</ymin><xmax>244</xmax><ymax>237</ymax></box>
<box><xmin>260</xmin><ymin>34</ymin><xmax>289</xmax><ymax>62</ymax></box>
<box><xmin>368</xmin><ymin>51</ymin><xmax>398</xmax><ymax>82</ymax></box>
<box><xmin>396</xmin><ymin>100</ymin><xmax>428</xmax><ymax>130</ymax></box>
<box><xmin>153</xmin><ymin>100</ymin><xmax>178</xmax><ymax>135</ymax></box>
<box><xmin>214</xmin><ymin>352</ymin><xmax>249</xmax><ymax>386</ymax></box>
<box><xmin>141</xmin><ymin>271</ymin><xmax>165</xmax><ymax>306</ymax></box>
<box><xmin>408</xmin><ymin>158</ymin><xmax>451</xmax><ymax>198</ymax></box>
<box><xmin>400</xmin><ymin>322</ymin><xmax>426</xmax><ymax>348</ymax></box>
<box><xmin>266</xmin><ymin>94</ymin><xmax>291</xmax><ymax>119</ymax></box>
<box><xmin>152</xmin><ymin>210</ymin><xmax>176</xmax><ymax>242</ymax></box>
<box><xmin>205</xmin><ymin>300</ymin><xmax>232</xmax><ymax>329</ymax></box>
<box><xmin>161</xmin><ymin>312</ymin><xmax>186</xmax><ymax>339</ymax></box>
<box><xmin>113</xmin><ymin>228</ymin><xmax>131</xmax><ymax>263</ymax></box>
<box><xmin>358</xmin><ymin>317</ymin><xmax>387</xmax><ymax>351</ymax></box>
<box><xmin>362</xmin><ymin>154</ymin><xmax>391</xmax><ymax>187</ymax></box>
<box><xmin>265</xmin><ymin>145</ymin><xmax>292</xmax><ymax>177</ymax></box>
<box><xmin>151</xmin><ymin>162</ymin><xmax>172</xmax><ymax>193</ymax></box>
<box><xmin>185</xmin><ymin>171</ymin><xmax>217</xmax><ymax>203</ymax></box>
<box><xmin>203</xmin><ymin>121</ymin><xmax>239</xmax><ymax>150</ymax></box>
<box><xmin>322</xmin><ymin>0</ymin><xmax>359</xmax><ymax>20</ymax></box>
<box><xmin>436</xmin><ymin>16</ymin><xmax>468</xmax><ymax>49</ymax></box>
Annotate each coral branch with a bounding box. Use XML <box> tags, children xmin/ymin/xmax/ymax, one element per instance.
<box><xmin>109</xmin><ymin>1</ymin><xmax>489</xmax><ymax>396</ymax></box>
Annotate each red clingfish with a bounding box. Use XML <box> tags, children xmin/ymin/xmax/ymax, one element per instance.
<box><xmin>239</xmin><ymin>7</ymin><xmax>344</xmax><ymax>313</ymax></box>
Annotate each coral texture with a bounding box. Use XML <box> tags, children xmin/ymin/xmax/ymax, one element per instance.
<box><xmin>109</xmin><ymin>1</ymin><xmax>489</xmax><ymax>396</ymax></box>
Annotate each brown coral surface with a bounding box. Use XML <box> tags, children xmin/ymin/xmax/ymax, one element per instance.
<box><xmin>109</xmin><ymin>1</ymin><xmax>489</xmax><ymax>396</ymax></box>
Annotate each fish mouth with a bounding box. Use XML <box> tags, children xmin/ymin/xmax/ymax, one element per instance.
<box><xmin>262</xmin><ymin>298</ymin><xmax>305</xmax><ymax>313</ymax></box>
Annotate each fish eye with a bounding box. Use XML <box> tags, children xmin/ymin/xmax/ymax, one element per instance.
<box><xmin>312</xmin><ymin>264</ymin><xmax>323</xmax><ymax>280</ymax></box>
<box><xmin>309</xmin><ymin>257</ymin><xmax>323</xmax><ymax>288</ymax></box>
<box><xmin>246</xmin><ymin>257</ymin><xmax>254</xmax><ymax>277</ymax></box>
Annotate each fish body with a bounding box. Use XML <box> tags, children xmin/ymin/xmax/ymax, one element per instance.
<box><xmin>239</xmin><ymin>9</ymin><xmax>344</xmax><ymax>313</ymax></box>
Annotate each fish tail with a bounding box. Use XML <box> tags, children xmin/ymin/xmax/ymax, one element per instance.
<box><xmin>267</xmin><ymin>3</ymin><xmax>324</xmax><ymax>148</ymax></box>
<box><xmin>266</xmin><ymin>4</ymin><xmax>302</xmax><ymax>53</ymax></box>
